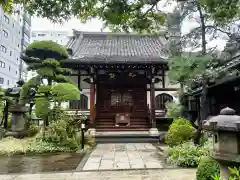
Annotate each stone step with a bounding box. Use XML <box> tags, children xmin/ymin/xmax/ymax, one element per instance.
<box><xmin>95</xmin><ymin>122</ymin><xmax>150</xmax><ymax>126</ymax></box>
<box><xmin>95</xmin><ymin>131</ymin><xmax>159</xmax><ymax>143</ymax></box>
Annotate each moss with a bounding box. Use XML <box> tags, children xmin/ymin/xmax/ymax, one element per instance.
<box><xmin>25</xmin><ymin>41</ymin><xmax>68</xmax><ymax>61</ymax></box>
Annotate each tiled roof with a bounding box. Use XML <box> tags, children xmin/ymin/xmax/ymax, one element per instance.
<box><xmin>66</xmin><ymin>31</ymin><xmax>169</xmax><ymax>63</ymax></box>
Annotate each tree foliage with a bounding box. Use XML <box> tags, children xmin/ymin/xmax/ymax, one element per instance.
<box><xmin>2</xmin><ymin>0</ymin><xmax>240</xmax><ymax>33</ymax></box>
<box><xmin>52</xmin><ymin>83</ymin><xmax>80</xmax><ymax>101</ymax></box>
<box><xmin>3</xmin><ymin>0</ymin><xmax>166</xmax><ymax>33</ymax></box>
<box><xmin>21</xmin><ymin>41</ymin><xmax>79</xmax><ymax>127</ymax></box>
<box><xmin>201</xmin><ymin>0</ymin><xmax>240</xmax><ymax>25</ymax></box>
<box><xmin>167</xmin><ymin>55</ymin><xmax>196</xmax><ymax>87</ymax></box>
<box><xmin>25</xmin><ymin>41</ymin><xmax>68</xmax><ymax>61</ymax></box>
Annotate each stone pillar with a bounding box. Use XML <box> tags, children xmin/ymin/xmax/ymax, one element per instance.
<box><xmin>149</xmin><ymin>77</ymin><xmax>159</xmax><ymax>136</ymax></box>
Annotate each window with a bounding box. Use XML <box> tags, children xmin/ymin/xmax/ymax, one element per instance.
<box><xmin>9</xmin><ymin>66</ymin><xmax>11</xmax><ymax>71</ymax></box>
<box><xmin>17</xmin><ymin>44</ymin><xmax>19</xmax><ymax>48</ymax></box>
<box><xmin>3</xmin><ymin>30</ymin><xmax>8</xmax><ymax>37</ymax></box>
<box><xmin>4</xmin><ymin>15</ymin><xmax>9</xmax><ymax>24</ymax></box>
<box><xmin>10</xmin><ymin>51</ymin><xmax>12</xmax><ymax>56</ymax></box>
<box><xmin>12</xmin><ymin>23</ymin><xmax>14</xmax><ymax>28</ymax></box>
<box><xmin>0</xmin><ymin>77</ymin><xmax>4</xmax><ymax>84</ymax></box>
<box><xmin>155</xmin><ymin>93</ymin><xmax>173</xmax><ymax>110</ymax></box>
<box><xmin>1</xmin><ymin>45</ymin><xmax>7</xmax><ymax>53</ymax></box>
<box><xmin>0</xmin><ymin>61</ymin><xmax>5</xmax><ymax>68</ymax></box>
<box><xmin>69</xmin><ymin>94</ymin><xmax>88</xmax><ymax>110</ymax></box>
<box><xmin>7</xmin><ymin>80</ymin><xmax>9</xmax><ymax>85</ymax></box>
<box><xmin>38</xmin><ymin>33</ymin><xmax>46</xmax><ymax>37</ymax></box>
<box><xmin>16</xmin><ymin>71</ymin><xmax>18</xmax><ymax>75</ymax></box>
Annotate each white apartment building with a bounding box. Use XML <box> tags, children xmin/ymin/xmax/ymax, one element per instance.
<box><xmin>28</xmin><ymin>30</ymin><xmax>71</xmax><ymax>79</ymax></box>
<box><xmin>31</xmin><ymin>30</ymin><xmax>71</xmax><ymax>46</ymax></box>
<box><xmin>0</xmin><ymin>5</ymin><xmax>31</xmax><ymax>88</ymax></box>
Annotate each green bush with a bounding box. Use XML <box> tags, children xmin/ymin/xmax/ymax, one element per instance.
<box><xmin>26</xmin><ymin>124</ymin><xmax>40</xmax><ymax>137</ymax></box>
<box><xmin>27</xmin><ymin>139</ymin><xmax>74</xmax><ymax>154</ymax></box>
<box><xmin>36</xmin><ymin>113</ymin><xmax>80</xmax><ymax>151</ymax></box>
<box><xmin>167</xmin><ymin>141</ymin><xmax>211</xmax><ymax>167</ymax></box>
<box><xmin>165</xmin><ymin>117</ymin><xmax>195</xmax><ymax>147</ymax></box>
<box><xmin>212</xmin><ymin>167</ymin><xmax>240</xmax><ymax>180</ymax></box>
<box><xmin>196</xmin><ymin>156</ymin><xmax>220</xmax><ymax>180</ymax></box>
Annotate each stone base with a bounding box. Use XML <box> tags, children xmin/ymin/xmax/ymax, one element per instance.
<box><xmin>87</xmin><ymin>128</ymin><xmax>96</xmax><ymax>137</ymax></box>
<box><xmin>5</xmin><ymin>130</ymin><xmax>27</xmax><ymax>138</ymax></box>
<box><xmin>149</xmin><ymin>128</ymin><xmax>159</xmax><ymax>137</ymax></box>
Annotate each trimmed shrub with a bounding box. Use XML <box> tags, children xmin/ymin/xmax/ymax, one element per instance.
<box><xmin>167</xmin><ymin>141</ymin><xmax>211</xmax><ymax>167</ymax></box>
<box><xmin>25</xmin><ymin>40</ymin><xmax>68</xmax><ymax>60</ymax></box>
<box><xmin>196</xmin><ymin>156</ymin><xmax>220</xmax><ymax>180</ymax></box>
<box><xmin>165</xmin><ymin>117</ymin><xmax>195</xmax><ymax>147</ymax></box>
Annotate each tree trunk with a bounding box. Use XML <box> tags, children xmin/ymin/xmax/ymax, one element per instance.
<box><xmin>194</xmin><ymin>2</ymin><xmax>208</xmax><ymax>145</ymax></box>
<box><xmin>180</xmin><ymin>83</ymin><xmax>184</xmax><ymax>94</ymax></box>
<box><xmin>3</xmin><ymin>100</ymin><xmax>9</xmax><ymax>129</ymax></box>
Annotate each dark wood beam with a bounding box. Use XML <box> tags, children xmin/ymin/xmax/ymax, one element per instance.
<box><xmin>77</xmin><ymin>70</ymin><xmax>81</xmax><ymax>90</ymax></box>
<box><xmin>162</xmin><ymin>70</ymin><xmax>165</xmax><ymax>88</ymax></box>
<box><xmin>147</xmin><ymin>88</ymin><xmax>178</xmax><ymax>91</ymax></box>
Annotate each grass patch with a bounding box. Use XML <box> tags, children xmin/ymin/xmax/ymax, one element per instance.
<box><xmin>0</xmin><ymin>136</ymin><xmax>92</xmax><ymax>156</ymax></box>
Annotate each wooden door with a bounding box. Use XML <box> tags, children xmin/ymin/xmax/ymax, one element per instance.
<box><xmin>110</xmin><ymin>89</ymin><xmax>133</xmax><ymax>114</ymax></box>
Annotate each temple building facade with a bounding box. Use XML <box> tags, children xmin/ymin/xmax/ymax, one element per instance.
<box><xmin>63</xmin><ymin>31</ymin><xmax>180</xmax><ymax>134</ymax></box>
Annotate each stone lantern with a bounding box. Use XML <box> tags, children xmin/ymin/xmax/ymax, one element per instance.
<box><xmin>203</xmin><ymin>107</ymin><xmax>240</xmax><ymax>163</ymax></box>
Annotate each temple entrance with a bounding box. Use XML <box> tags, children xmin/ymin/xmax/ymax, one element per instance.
<box><xmin>110</xmin><ymin>89</ymin><xmax>133</xmax><ymax>126</ymax></box>
<box><xmin>95</xmin><ymin>75</ymin><xmax>149</xmax><ymax>130</ymax></box>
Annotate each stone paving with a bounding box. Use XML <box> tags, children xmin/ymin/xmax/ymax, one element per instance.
<box><xmin>81</xmin><ymin>143</ymin><xmax>165</xmax><ymax>171</ymax></box>
<box><xmin>0</xmin><ymin>169</ymin><xmax>196</xmax><ymax>180</ymax></box>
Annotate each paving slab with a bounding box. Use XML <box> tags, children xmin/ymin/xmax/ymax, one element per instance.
<box><xmin>0</xmin><ymin>169</ymin><xmax>196</xmax><ymax>180</ymax></box>
<box><xmin>81</xmin><ymin>143</ymin><xmax>164</xmax><ymax>171</ymax></box>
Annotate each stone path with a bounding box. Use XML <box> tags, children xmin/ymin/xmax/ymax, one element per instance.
<box><xmin>0</xmin><ymin>169</ymin><xmax>196</xmax><ymax>180</ymax></box>
<box><xmin>81</xmin><ymin>143</ymin><xmax>165</xmax><ymax>170</ymax></box>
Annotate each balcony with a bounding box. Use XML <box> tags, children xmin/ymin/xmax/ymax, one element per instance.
<box><xmin>23</xmin><ymin>25</ymin><xmax>31</xmax><ymax>38</ymax></box>
<box><xmin>21</xmin><ymin>38</ymin><xmax>29</xmax><ymax>48</ymax></box>
<box><xmin>23</xmin><ymin>13</ymin><xmax>31</xmax><ymax>26</ymax></box>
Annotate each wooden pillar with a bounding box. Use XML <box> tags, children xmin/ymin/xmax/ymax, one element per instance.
<box><xmin>150</xmin><ymin>78</ymin><xmax>156</xmax><ymax>128</ymax></box>
<box><xmin>162</xmin><ymin>70</ymin><xmax>165</xmax><ymax>88</ymax></box>
<box><xmin>90</xmin><ymin>79</ymin><xmax>95</xmax><ymax>123</ymax></box>
<box><xmin>89</xmin><ymin>66</ymin><xmax>95</xmax><ymax>124</ymax></box>
<box><xmin>77</xmin><ymin>70</ymin><xmax>81</xmax><ymax>109</ymax></box>
<box><xmin>77</xmin><ymin>70</ymin><xmax>81</xmax><ymax>90</ymax></box>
